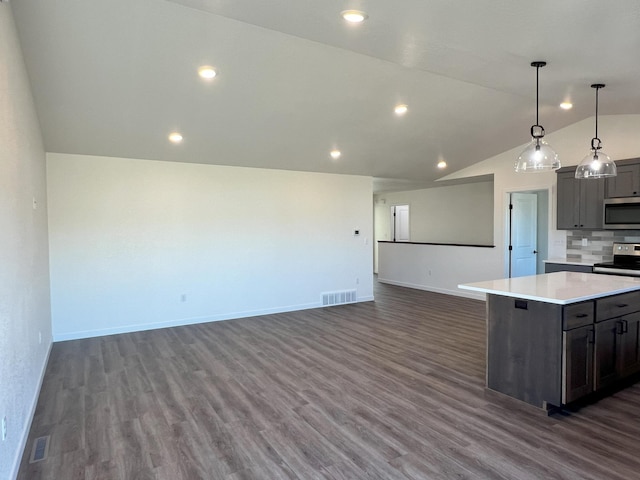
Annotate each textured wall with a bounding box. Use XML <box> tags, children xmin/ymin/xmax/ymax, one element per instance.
<box><xmin>47</xmin><ymin>153</ymin><xmax>373</xmax><ymax>340</ymax></box>
<box><xmin>0</xmin><ymin>4</ymin><xmax>52</xmax><ymax>479</ymax></box>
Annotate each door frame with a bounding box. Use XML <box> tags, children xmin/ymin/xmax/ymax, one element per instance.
<box><xmin>509</xmin><ymin>192</ymin><xmax>538</xmax><ymax>278</ymax></box>
<box><xmin>503</xmin><ymin>185</ymin><xmax>553</xmax><ymax>278</ymax></box>
<box><xmin>390</xmin><ymin>204</ymin><xmax>410</xmax><ymax>242</ymax></box>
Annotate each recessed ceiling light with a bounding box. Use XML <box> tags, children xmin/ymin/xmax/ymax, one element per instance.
<box><xmin>560</xmin><ymin>102</ymin><xmax>573</xmax><ymax>110</ymax></box>
<box><xmin>394</xmin><ymin>104</ymin><xmax>408</xmax><ymax>115</ymax></box>
<box><xmin>341</xmin><ymin>10</ymin><xmax>368</xmax><ymax>23</ymax></box>
<box><xmin>168</xmin><ymin>132</ymin><xmax>183</xmax><ymax>143</ymax></box>
<box><xmin>437</xmin><ymin>160</ymin><xmax>447</xmax><ymax>169</ymax></box>
<box><xmin>198</xmin><ymin>66</ymin><xmax>217</xmax><ymax>79</ymax></box>
<box><xmin>330</xmin><ymin>149</ymin><xmax>341</xmax><ymax>160</ymax></box>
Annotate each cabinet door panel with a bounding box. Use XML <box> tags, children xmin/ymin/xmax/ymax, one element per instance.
<box><xmin>563</xmin><ymin>325</ymin><xmax>594</xmax><ymax>403</ymax></box>
<box><xmin>606</xmin><ymin>165</ymin><xmax>640</xmax><ymax>198</ymax></box>
<box><xmin>556</xmin><ymin>171</ymin><xmax>605</xmax><ymax>229</ymax></box>
<box><xmin>579</xmin><ymin>178</ymin><xmax>605</xmax><ymax>229</ymax></box>
<box><xmin>557</xmin><ymin>172</ymin><xmax>580</xmax><ymax>229</ymax></box>
<box><xmin>594</xmin><ymin>318</ymin><xmax>621</xmax><ymax>390</ymax></box>
<box><xmin>619</xmin><ymin>313</ymin><xmax>640</xmax><ymax>378</ymax></box>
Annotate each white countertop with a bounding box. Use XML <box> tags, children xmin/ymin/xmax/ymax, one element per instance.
<box><xmin>543</xmin><ymin>258</ymin><xmax>596</xmax><ymax>267</ymax></box>
<box><xmin>458</xmin><ymin>272</ymin><xmax>640</xmax><ymax>305</ymax></box>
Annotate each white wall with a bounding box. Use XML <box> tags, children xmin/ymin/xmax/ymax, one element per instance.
<box><xmin>443</xmin><ymin>114</ymin><xmax>640</xmax><ymax>283</ymax></box>
<box><xmin>377</xmin><ymin>115</ymin><xmax>640</xmax><ymax>297</ymax></box>
<box><xmin>378</xmin><ymin>243</ymin><xmax>497</xmax><ymax>299</ymax></box>
<box><xmin>375</xmin><ymin>181</ymin><xmax>493</xmax><ymax>242</ymax></box>
<box><xmin>47</xmin><ymin>153</ymin><xmax>374</xmax><ymax>340</ymax></box>
<box><xmin>0</xmin><ymin>5</ymin><xmax>52</xmax><ymax>479</ymax></box>
<box><xmin>373</xmin><ymin>180</ymin><xmax>493</xmax><ymax>272</ymax></box>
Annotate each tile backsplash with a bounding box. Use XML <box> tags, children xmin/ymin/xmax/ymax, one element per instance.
<box><xmin>566</xmin><ymin>230</ymin><xmax>640</xmax><ymax>263</ymax></box>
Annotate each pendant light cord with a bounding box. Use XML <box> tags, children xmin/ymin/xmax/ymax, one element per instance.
<box><xmin>591</xmin><ymin>84</ymin><xmax>605</xmax><ymax>150</ymax></box>
<box><xmin>536</xmin><ymin>64</ymin><xmax>540</xmax><ymax>126</ymax></box>
<box><xmin>529</xmin><ymin>61</ymin><xmax>546</xmax><ymax>141</ymax></box>
<box><xmin>596</xmin><ymin>87</ymin><xmax>600</xmax><ymax>138</ymax></box>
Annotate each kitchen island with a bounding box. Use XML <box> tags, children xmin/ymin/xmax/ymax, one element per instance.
<box><xmin>459</xmin><ymin>272</ymin><xmax>640</xmax><ymax>411</ymax></box>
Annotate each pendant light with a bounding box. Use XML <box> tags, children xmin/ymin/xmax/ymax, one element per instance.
<box><xmin>575</xmin><ymin>84</ymin><xmax>617</xmax><ymax>179</ymax></box>
<box><xmin>515</xmin><ymin>61</ymin><xmax>560</xmax><ymax>172</ymax></box>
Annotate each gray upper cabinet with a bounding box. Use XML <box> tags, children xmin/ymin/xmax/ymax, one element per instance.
<box><xmin>606</xmin><ymin>161</ymin><xmax>640</xmax><ymax>198</ymax></box>
<box><xmin>557</xmin><ymin>168</ymin><xmax>605</xmax><ymax>229</ymax></box>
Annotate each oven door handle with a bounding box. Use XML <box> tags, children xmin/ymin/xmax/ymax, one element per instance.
<box><xmin>593</xmin><ymin>266</ymin><xmax>640</xmax><ymax>277</ymax></box>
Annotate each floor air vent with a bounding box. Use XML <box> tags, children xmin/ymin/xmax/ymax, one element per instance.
<box><xmin>29</xmin><ymin>435</ymin><xmax>50</xmax><ymax>463</ymax></box>
<box><xmin>322</xmin><ymin>290</ymin><xmax>357</xmax><ymax>306</ymax></box>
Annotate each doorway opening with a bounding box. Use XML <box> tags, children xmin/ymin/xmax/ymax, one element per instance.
<box><xmin>506</xmin><ymin>189</ymin><xmax>549</xmax><ymax>278</ymax></box>
<box><xmin>391</xmin><ymin>205</ymin><xmax>410</xmax><ymax>242</ymax></box>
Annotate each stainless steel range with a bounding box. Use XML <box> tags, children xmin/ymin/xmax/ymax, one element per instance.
<box><xmin>593</xmin><ymin>243</ymin><xmax>640</xmax><ymax>277</ymax></box>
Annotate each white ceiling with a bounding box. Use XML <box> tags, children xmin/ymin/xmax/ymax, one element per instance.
<box><xmin>10</xmin><ymin>0</ymin><xmax>640</xmax><ymax>192</ymax></box>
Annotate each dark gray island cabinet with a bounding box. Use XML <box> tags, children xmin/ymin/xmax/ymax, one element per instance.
<box><xmin>459</xmin><ymin>272</ymin><xmax>640</xmax><ymax>411</ymax></box>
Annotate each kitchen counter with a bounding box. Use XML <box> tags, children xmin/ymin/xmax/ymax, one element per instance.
<box><xmin>460</xmin><ymin>271</ymin><xmax>640</xmax><ymax>411</ymax></box>
<box><xmin>458</xmin><ymin>271</ymin><xmax>640</xmax><ymax>305</ymax></box>
<box><xmin>543</xmin><ymin>258</ymin><xmax>595</xmax><ymax>266</ymax></box>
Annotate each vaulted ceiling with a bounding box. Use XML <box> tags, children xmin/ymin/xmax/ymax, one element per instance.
<box><xmin>11</xmin><ymin>0</ymin><xmax>640</xmax><ymax>191</ymax></box>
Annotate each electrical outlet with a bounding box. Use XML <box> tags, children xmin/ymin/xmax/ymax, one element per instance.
<box><xmin>39</xmin><ymin>331</ymin><xmax>42</xmax><ymax>344</ymax></box>
<box><xmin>581</xmin><ymin>238</ymin><xmax>588</xmax><ymax>247</ymax></box>
<box><xmin>2</xmin><ymin>416</ymin><xmax>7</xmax><ymax>441</ymax></box>
<box><xmin>33</xmin><ymin>197</ymin><xmax>38</xmax><ymax>210</ymax></box>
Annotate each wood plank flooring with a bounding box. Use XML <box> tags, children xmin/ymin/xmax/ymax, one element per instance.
<box><xmin>18</xmin><ymin>281</ymin><xmax>640</xmax><ymax>479</ymax></box>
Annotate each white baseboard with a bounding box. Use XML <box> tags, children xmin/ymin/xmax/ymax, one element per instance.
<box><xmin>377</xmin><ymin>278</ymin><xmax>486</xmax><ymax>301</ymax></box>
<box><xmin>10</xmin><ymin>340</ymin><xmax>53</xmax><ymax>480</ymax></box>
<box><xmin>53</xmin><ymin>297</ymin><xmax>376</xmax><ymax>342</ymax></box>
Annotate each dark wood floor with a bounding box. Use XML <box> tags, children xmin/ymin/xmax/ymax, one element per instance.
<box><xmin>18</xmin><ymin>281</ymin><xmax>640</xmax><ymax>479</ymax></box>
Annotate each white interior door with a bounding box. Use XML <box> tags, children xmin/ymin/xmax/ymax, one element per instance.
<box><xmin>511</xmin><ymin>193</ymin><xmax>537</xmax><ymax>277</ymax></box>
<box><xmin>391</xmin><ymin>205</ymin><xmax>410</xmax><ymax>242</ymax></box>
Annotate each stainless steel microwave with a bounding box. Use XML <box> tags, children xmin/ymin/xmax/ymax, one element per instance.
<box><xmin>603</xmin><ymin>197</ymin><xmax>640</xmax><ymax>229</ymax></box>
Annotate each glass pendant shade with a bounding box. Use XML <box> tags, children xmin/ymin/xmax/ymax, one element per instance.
<box><xmin>515</xmin><ymin>61</ymin><xmax>560</xmax><ymax>173</ymax></box>
<box><xmin>515</xmin><ymin>138</ymin><xmax>560</xmax><ymax>172</ymax></box>
<box><xmin>575</xmin><ymin>149</ymin><xmax>617</xmax><ymax>179</ymax></box>
<box><xmin>575</xmin><ymin>84</ymin><xmax>616</xmax><ymax>179</ymax></box>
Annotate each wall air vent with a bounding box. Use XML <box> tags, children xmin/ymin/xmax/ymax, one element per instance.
<box><xmin>322</xmin><ymin>290</ymin><xmax>357</xmax><ymax>306</ymax></box>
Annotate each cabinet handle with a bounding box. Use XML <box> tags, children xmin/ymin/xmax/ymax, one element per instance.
<box><xmin>617</xmin><ymin>321</ymin><xmax>625</xmax><ymax>335</ymax></box>
<box><xmin>622</xmin><ymin>319</ymin><xmax>629</xmax><ymax>333</ymax></box>
<box><xmin>575</xmin><ymin>313</ymin><xmax>588</xmax><ymax>318</ymax></box>
<box><xmin>616</xmin><ymin>303</ymin><xmax>629</xmax><ymax>308</ymax></box>
<box><xmin>589</xmin><ymin>328</ymin><xmax>595</xmax><ymax>344</ymax></box>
